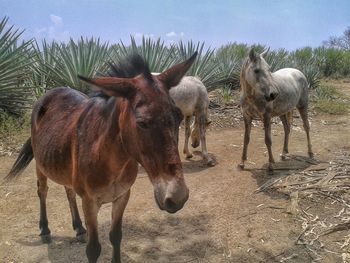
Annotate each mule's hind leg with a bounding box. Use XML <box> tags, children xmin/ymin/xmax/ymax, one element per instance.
<box><xmin>82</xmin><ymin>197</ymin><xmax>101</xmax><ymax>263</ymax></box>
<box><xmin>110</xmin><ymin>190</ymin><xmax>130</xmax><ymax>263</ymax></box>
<box><xmin>64</xmin><ymin>187</ymin><xmax>86</xmax><ymax>242</ymax></box>
<box><xmin>297</xmin><ymin>107</ymin><xmax>314</xmax><ymax>158</ymax></box>
<box><xmin>280</xmin><ymin>113</ymin><xmax>291</xmax><ymax>160</ymax></box>
<box><xmin>36</xmin><ymin>168</ymin><xmax>51</xmax><ymax>243</ymax></box>
<box><xmin>238</xmin><ymin>115</ymin><xmax>252</xmax><ymax>169</ymax></box>
<box><xmin>183</xmin><ymin>116</ymin><xmax>193</xmax><ymax>159</ymax></box>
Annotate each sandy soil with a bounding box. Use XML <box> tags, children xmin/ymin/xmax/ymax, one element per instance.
<box><xmin>0</xmin><ymin>85</ymin><xmax>349</xmax><ymax>263</ymax></box>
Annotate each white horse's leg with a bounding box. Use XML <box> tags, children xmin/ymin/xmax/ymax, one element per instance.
<box><xmin>279</xmin><ymin>113</ymin><xmax>291</xmax><ymax>160</ymax></box>
<box><xmin>197</xmin><ymin>114</ymin><xmax>214</xmax><ymax>166</ymax></box>
<box><xmin>263</xmin><ymin>113</ymin><xmax>275</xmax><ymax>171</ymax></box>
<box><xmin>183</xmin><ymin>116</ymin><xmax>193</xmax><ymax>159</ymax></box>
<box><xmin>297</xmin><ymin>107</ymin><xmax>313</xmax><ymax>158</ymax></box>
<box><xmin>238</xmin><ymin>114</ymin><xmax>252</xmax><ymax>169</ymax></box>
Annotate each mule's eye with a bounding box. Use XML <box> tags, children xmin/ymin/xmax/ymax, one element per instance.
<box><xmin>254</xmin><ymin>69</ymin><xmax>260</xmax><ymax>74</ymax></box>
<box><xmin>136</xmin><ymin>120</ymin><xmax>150</xmax><ymax>129</ymax></box>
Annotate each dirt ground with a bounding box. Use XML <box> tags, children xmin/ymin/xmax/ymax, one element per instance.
<box><xmin>0</xmin><ymin>82</ymin><xmax>349</xmax><ymax>263</ymax></box>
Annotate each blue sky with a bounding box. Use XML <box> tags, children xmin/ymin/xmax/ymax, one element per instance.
<box><xmin>2</xmin><ymin>0</ymin><xmax>350</xmax><ymax>50</ymax></box>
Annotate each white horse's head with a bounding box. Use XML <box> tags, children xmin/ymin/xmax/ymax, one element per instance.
<box><xmin>242</xmin><ymin>48</ymin><xmax>278</xmax><ymax>102</ymax></box>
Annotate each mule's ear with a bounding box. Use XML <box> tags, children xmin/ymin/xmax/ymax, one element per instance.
<box><xmin>248</xmin><ymin>49</ymin><xmax>258</xmax><ymax>62</ymax></box>
<box><xmin>260</xmin><ymin>47</ymin><xmax>270</xmax><ymax>58</ymax></box>
<box><xmin>78</xmin><ymin>75</ymin><xmax>136</xmax><ymax>98</ymax></box>
<box><xmin>157</xmin><ymin>52</ymin><xmax>197</xmax><ymax>89</ymax></box>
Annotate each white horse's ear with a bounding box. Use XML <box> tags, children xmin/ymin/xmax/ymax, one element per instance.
<box><xmin>261</xmin><ymin>47</ymin><xmax>270</xmax><ymax>58</ymax></box>
<box><xmin>249</xmin><ymin>49</ymin><xmax>258</xmax><ymax>62</ymax></box>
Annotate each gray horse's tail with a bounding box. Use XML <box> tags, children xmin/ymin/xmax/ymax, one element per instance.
<box><xmin>4</xmin><ymin>138</ymin><xmax>33</xmax><ymax>181</ymax></box>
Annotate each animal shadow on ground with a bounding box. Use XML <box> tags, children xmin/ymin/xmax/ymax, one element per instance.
<box><xmin>182</xmin><ymin>151</ymin><xmax>217</xmax><ymax>174</ymax></box>
<box><xmin>245</xmin><ymin>154</ymin><xmax>320</xmax><ymax>199</ymax></box>
<box><xmin>15</xmin><ymin>213</ymin><xmax>221</xmax><ymax>263</ymax></box>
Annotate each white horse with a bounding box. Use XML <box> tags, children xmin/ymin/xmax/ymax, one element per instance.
<box><xmin>169</xmin><ymin>76</ymin><xmax>214</xmax><ymax>166</ymax></box>
<box><xmin>239</xmin><ymin>48</ymin><xmax>313</xmax><ymax>171</ymax></box>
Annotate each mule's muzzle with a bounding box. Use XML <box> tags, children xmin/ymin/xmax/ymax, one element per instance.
<box><xmin>154</xmin><ymin>179</ymin><xmax>189</xmax><ymax>214</ymax></box>
<box><xmin>265</xmin><ymin>92</ymin><xmax>279</xmax><ymax>102</ymax></box>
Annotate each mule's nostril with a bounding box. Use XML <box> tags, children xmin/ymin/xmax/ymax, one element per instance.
<box><xmin>270</xmin><ymin>92</ymin><xmax>278</xmax><ymax>100</ymax></box>
<box><xmin>164</xmin><ymin>198</ymin><xmax>178</xmax><ymax>213</ymax></box>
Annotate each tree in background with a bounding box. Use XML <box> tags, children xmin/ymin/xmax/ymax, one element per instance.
<box><xmin>323</xmin><ymin>27</ymin><xmax>350</xmax><ymax>51</ymax></box>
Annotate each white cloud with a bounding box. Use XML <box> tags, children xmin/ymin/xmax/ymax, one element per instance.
<box><xmin>166</xmin><ymin>31</ymin><xmax>177</xmax><ymax>37</ymax></box>
<box><xmin>133</xmin><ymin>32</ymin><xmax>154</xmax><ymax>39</ymax></box>
<box><xmin>166</xmin><ymin>31</ymin><xmax>185</xmax><ymax>38</ymax></box>
<box><xmin>50</xmin><ymin>14</ymin><xmax>63</xmax><ymax>27</ymax></box>
<box><xmin>34</xmin><ymin>15</ymin><xmax>69</xmax><ymax>42</ymax></box>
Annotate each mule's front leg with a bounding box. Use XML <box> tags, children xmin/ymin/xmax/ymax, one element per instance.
<box><xmin>65</xmin><ymin>187</ymin><xmax>87</xmax><ymax>242</ymax></box>
<box><xmin>263</xmin><ymin>114</ymin><xmax>275</xmax><ymax>171</ymax></box>
<box><xmin>110</xmin><ymin>190</ymin><xmax>130</xmax><ymax>263</ymax></box>
<box><xmin>183</xmin><ymin>116</ymin><xmax>193</xmax><ymax>159</ymax></box>
<box><xmin>238</xmin><ymin>115</ymin><xmax>252</xmax><ymax>169</ymax></box>
<box><xmin>82</xmin><ymin>198</ymin><xmax>101</xmax><ymax>263</ymax></box>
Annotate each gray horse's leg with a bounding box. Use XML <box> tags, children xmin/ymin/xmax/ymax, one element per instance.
<box><xmin>263</xmin><ymin>114</ymin><xmax>275</xmax><ymax>171</ymax></box>
<box><xmin>297</xmin><ymin>107</ymin><xmax>314</xmax><ymax>158</ymax></box>
<box><xmin>238</xmin><ymin>115</ymin><xmax>252</xmax><ymax>169</ymax></box>
<box><xmin>183</xmin><ymin>116</ymin><xmax>193</xmax><ymax>159</ymax></box>
<box><xmin>279</xmin><ymin>113</ymin><xmax>291</xmax><ymax>160</ymax></box>
<box><xmin>64</xmin><ymin>187</ymin><xmax>87</xmax><ymax>242</ymax></box>
<box><xmin>197</xmin><ymin>113</ymin><xmax>214</xmax><ymax>166</ymax></box>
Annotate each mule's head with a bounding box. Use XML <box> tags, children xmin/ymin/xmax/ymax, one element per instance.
<box><xmin>242</xmin><ymin>48</ymin><xmax>278</xmax><ymax>102</ymax></box>
<box><xmin>79</xmin><ymin>53</ymin><xmax>197</xmax><ymax>213</ymax></box>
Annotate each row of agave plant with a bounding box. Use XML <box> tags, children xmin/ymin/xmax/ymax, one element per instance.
<box><xmin>1</xmin><ymin>17</ymin><xmax>350</xmax><ymax>117</ymax></box>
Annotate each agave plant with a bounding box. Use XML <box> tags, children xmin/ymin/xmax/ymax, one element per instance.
<box><xmin>45</xmin><ymin>37</ymin><xmax>110</xmax><ymax>94</ymax></box>
<box><xmin>174</xmin><ymin>40</ymin><xmax>221</xmax><ymax>91</ymax></box>
<box><xmin>29</xmin><ymin>40</ymin><xmax>60</xmax><ymax>98</ymax></box>
<box><xmin>288</xmin><ymin>47</ymin><xmax>320</xmax><ymax>89</ymax></box>
<box><xmin>0</xmin><ymin>17</ymin><xmax>33</xmax><ymax>116</ymax></box>
<box><xmin>111</xmin><ymin>36</ymin><xmax>176</xmax><ymax>73</ymax></box>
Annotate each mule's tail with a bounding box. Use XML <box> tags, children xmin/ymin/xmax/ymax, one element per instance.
<box><xmin>4</xmin><ymin>138</ymin><xmax>33</xmax><ymax>181</ymax></box>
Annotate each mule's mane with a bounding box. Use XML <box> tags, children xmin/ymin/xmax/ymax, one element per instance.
<box><xmin>107</xmin><ymin>54</ymin><xmax>153</xmax><ymax>80</ymax></box>
<box><xmin>90</xmin><ymin>54</ymin><xmax>153</xmax><ymax>98</ymax></box>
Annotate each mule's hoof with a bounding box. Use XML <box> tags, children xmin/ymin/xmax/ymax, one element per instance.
<box><xmin>40</xmin><ymin>234</ymin><xmax>52</xmax><ymax>244</ymax></box>
<box><xmin>76</xmin><ymin>232</ymin><xmax>87</xmax><ymax>243</ymax></box>
<box><xmin>308</xmin><ymin>152</ymin><xmax>314</xmax><ymax>158</ymax></box>
<box><xmin>206</xmin><ymin>159</ymin><xmax>216</xmax><ymax>167</ymax></box>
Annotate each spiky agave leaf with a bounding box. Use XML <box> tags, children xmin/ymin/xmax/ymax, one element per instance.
<box><xmin>46</xmin><ymin>37</ymin><xmax>110</xmax><ymax>93</ymax></box>
<box><xmin>174</xmin><ymin>40</ymin><xmax>220</xmax><ymax>91</ymax></box>
<box><xmin>28</xmin><ymin>40</ymin><xmax>60</xmax><ymax>98</ymax></box>
<box><xmin>0</xmin><ymin>17</ymin><xmax>33</xmax><ymax>116</ymax></box>
<box><xmin>110</xmin><ymin>36</ymin><xmax>176</xmax><ymax>73</ymax></box>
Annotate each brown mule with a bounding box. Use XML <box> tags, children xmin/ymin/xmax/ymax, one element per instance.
<box><xmin>5</xmin><ymin>53</ymin><xmax>197</xmax><ymax>263</ymax></box>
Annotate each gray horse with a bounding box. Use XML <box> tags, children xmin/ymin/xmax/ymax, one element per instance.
<box><xmin>169</xmin><ymin>76</ymin><xmax>214</xmax><ymax>166</ymax></box>
<box><xmin>239</xmin><ymin>48</ymin><xmax>313</xmax><ymax>171</ymax></box>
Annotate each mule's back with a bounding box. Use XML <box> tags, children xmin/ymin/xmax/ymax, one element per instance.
<box><xmin>31</xmin><ymin>87</ymin><xmax>88</xmax><ymax>185</ymax></box>
<box><xmin>169</xmin><ymin>76</ymin><xmax>208</xmax><ymax>117</ymax></box>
